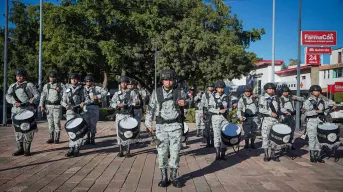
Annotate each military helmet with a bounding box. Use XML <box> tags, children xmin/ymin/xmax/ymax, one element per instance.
<box><xmin>263</xmin><ymin>82</ymin><xmax>276</xmax><ymax>90</ymax></box>
<box><xmin>84</xmin><ymin>75</ymin><xmax>94</xmax><ymax>82</ymax></box>
<box><xmin>48</xmin><ymin>71</ymin><xmax>57</xmax><ymax>77</ymax></box>
<box><xmin>206</xmin><ymin>82</ymin><xmax>215</xmax><ymax>88</ymax></box>
<box><xmin>215</xmin><ymin>80</ymin><xmax>226</xmax><ymax>88</ymax></box>
<box><xmin>160</xmin><ymin>69</ymin><xmax>176</xmax><ymax>81</ymax></box>
<box><xmin>129</xmin><ymin>78</ymin><xmax>138</xmax><ymax>85</ymax></box>
<box><xmin>244</xmin><ymin>86</ymin><xmax>253</xmax><ymax>92</ymax></box>
<box><xmin>15</xmin><ymin>69</ymin><xmax>27</xmax><ymax>77</ymax></box>
<box><xmin>281</xmin><ymin>86</ymin><xmax>290</xmax><ymax>93</ymax></box>
<box><xmin>309</xmin><ymin>85</ymin><xmax>322</xmax><ymax>93</ymax></box>
<box><xmin>69</xmin><ymin>73</ymin><xmax>80</xmax><ymax>80</ymax></box>
<box><xmin>119</xmin><ymin>76</ymin><xmax>130</xmax><ymax>83</ymax></box>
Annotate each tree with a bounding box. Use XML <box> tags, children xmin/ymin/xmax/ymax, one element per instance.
<box><xmin>281</xmin><ymin>63</ymin><xmax>288</xmax><ymax>70</ymax></box>
<box><xmin>288</xmin><ymin>58</ymin><xmax>301</xmax><ymax>66</ymax></box>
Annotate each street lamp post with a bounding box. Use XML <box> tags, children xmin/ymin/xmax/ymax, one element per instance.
<box><xmin>2</xmin><ymin>0</ymin><xmax>9</xmax><ymax>126</ymax></box>
<box><xmin>271</xmin><ymin>0</ymin><xmax>276</xmax><ymax>82</ymax></box>
<box><xmin>295</xmin><ymin>0</ymin><xmax>302</xmax><ymax>131</ymax></box>
<box><xmin>38</xmin><ymin>0</ymin><xmax>43</xmax><ymax>91</ymax></box>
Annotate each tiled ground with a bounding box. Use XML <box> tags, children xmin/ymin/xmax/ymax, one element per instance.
<box><xmin>0</xmin><ymin>121</ymin><xmax>343</xmax><ymax>192</ymax></box>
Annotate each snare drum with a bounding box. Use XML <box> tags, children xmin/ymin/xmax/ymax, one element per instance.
<box><xmin>13</xmin><ymin>110</ymin><xmax>37</xmax><ymax>133</ymax></box>
<box><xmin>65</xmin><ymin>118</ymin><xmax>89</xmax><ymax>141</ymax></box>
<box><xmin>118</xmin><ymin>117</ymin><xmax>140</xmax><ymax>141</ymax></box>
<box><xmin>270</xmin><ymin>124</ymin><xmax>292</xmax><ymax>145</ymax></box>
<box><xmin>221</xmin><ymin>123</ymin><xmax>242</xmax><ymax>146</ymax></box>
<box><xmin>317</xmin><ymin>123</ymin><xmax>339</xmax><ymax>145</ymax></box>
<box><xmin>181</xmin><ymin>122</ymin><xmax>189</xmax><ymax>143</ymax></box>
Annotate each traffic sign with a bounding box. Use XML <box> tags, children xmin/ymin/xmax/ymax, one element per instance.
<box><xmin>305</xmin><ymin>54</ymin><xmax>321</xmax><ymax>65</ymax></box>
<box><xmin>306</xmin><ymin>47</ymin><xmax>332</xmax><ymax>54</ymax></box>
<box><xmin>301</xmin><ymin>31</ymin><xmax>337</xmax><ymax>46</ymax></box>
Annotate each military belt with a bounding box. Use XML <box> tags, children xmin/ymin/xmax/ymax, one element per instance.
<box><xmin>306</xmin><ymin>115</ymin><xmax>318</xmax><ymax>119</ymax></box>
<box><xmin>155</xmin><ymin>116</ymin><xmax>182</xmax><ymax>125</ymax></box>
<box><xmin>46</xmin><ymin>101</ymin><xmax>61</xmax><ymax>105</ymax></box>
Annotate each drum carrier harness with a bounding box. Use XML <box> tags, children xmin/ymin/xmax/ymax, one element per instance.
<box><xmin>12</xmin><ymin>83</ymin><xmax>34</xmax><ymax>107</ymax></box>
<box><xmin>116</xmin><ymin>89</ymin><xmax>134</xmax><ymax>116</ymax></box>
<box><xmin>45</xmin><ymin>83</ymin><xmax>62</xmax><ymax>105</ymax></box>
<box><xmin>155</xmin><ymin>87</ymin><xmax>185</xmax><ymax>134</ymax></box>
<box><xmin>68</xmin><ymin>86</ymin><xmax>84</xmax><ymax>114</ymax></box>
<box><xmin>242</xmin><ymin>96</ymin><xmax>258</xmax><ymax>117</ymax></box>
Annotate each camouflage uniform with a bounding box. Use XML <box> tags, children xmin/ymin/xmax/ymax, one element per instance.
<box><xmin>83</xmin><ymin>82</ymin><xmax>108</xmax><ymax>144</ymax></box>
<box><xmin>145</xmin><ymin>69</ymin><xmax>187</xmax><ymax>188</ymax></box>
<box><xmin>39</xmin><ymin>80</ymin><xmax>64</xmax><ymax>144</ymax></box>
<box><xmin>259</xmin><ymin>83</ymin><xmax>280</xmax><ymax>162</ymax></box>
<box><xmin>194</xmin><ymin>93</ymin><xmax>204</xmax><ymax>136</ymax></box>
<box><xmin>6</xmin><ymin>76</ymin><xmax>40</xmax><ymax>156</ymax></box>
<box><xmin>201</xmin><ymin>83</ymin><xmax>215</xmax><ymax>147</ymax></box>
<box><xmin>61</xmin><ymin>82</ymin><xmax>87</xmax><ymax>155</ymax></box>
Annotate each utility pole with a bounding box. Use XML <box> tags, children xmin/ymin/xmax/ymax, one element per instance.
<box><xmin>2</xmin><ymin>0</ymin><xmax>9</xmax><ymax>126</ymax></box>
<box><xmin>295</xmin><ymin>0</ymin><xmax>302</xmax><ymax>131</ymax></box>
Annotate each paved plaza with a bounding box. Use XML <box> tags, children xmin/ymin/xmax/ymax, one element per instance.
<box><xmin>0</xmin><ymin>121</ymin><xmax>343</xmax><ymax>192</ymax></box>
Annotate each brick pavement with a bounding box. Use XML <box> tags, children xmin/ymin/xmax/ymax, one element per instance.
<box><xmin>0</xmin><ymin>121</ymin><xmax>343</xmax><ymax>192</ymax></box>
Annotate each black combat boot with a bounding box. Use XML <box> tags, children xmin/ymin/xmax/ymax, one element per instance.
<box><xmin>46</xmin><ymin>132</ymin><xmax>54</xmax><ymax>144</ymax></box>
<box><xmin>215</xmin><ymin>147</ymin><xmax>221</xmax><ymax>160</ymax></box>
<box><xmin>90</xmin><ymin>133</ymin><xmax>96</xmax><ymax>145</ymax></box>
<box><xmin>271</xmin><ymin>150</ymin><xmax>280</xmax><ymax>162</ymax></box>
<box><xmin>12</xmin><ymin>142</ymin><xmax>24</xmax><ymax>156</ymax></box>
<box><xmin>315</xmin><ymin>151</ymin><xmax>325</xmax><ymax>163</ymax></box>
<box><xmin>65</xmin><ymin>147</ymin><xmax>74</xmax><ymax>157</ymax></box>
<box><xmin>220</xmin><ymin>148</ymin><xmax>226</xmax><ymax>160</ymax></box>
<box><xmin>24</xmin><ymin>142</ymin><xmax>32</xmax><ymax>156</ymax></box>
<box><xmin>310</xmin><ymin>150</ymin><xmax>317</xmax><ymax>163</ymax></box>
<box><xmin>54</xmin><ymin>132</ymin><xmax>60</xmax><ymax>144</ymax></box>
<box><xmin>73</xmin><ymin>146</ymin><xmax>80</xmax><ymax>157</ymax></box>
<box><xmin>244</xmin><ymin>139</ymin><xmax>249</xmax><ymax>149</ymax></box>
<box><xmin>118</xmin><ymin>145</ymin><xmax>124</xmax><ymax>157</ymax></box>
<box><xmin>250</xmin><ymin>138</ymin><xmax>256</xmax><ymax>149</ymax></box>
<box><xmin>85</xmin><ymin>133</ymin><xmax>91</xmax><ymax>145</ymax></box>
<box><xmin>264</xmin><ymin>148</ymin><xmax>271</xmax><ymax>162</ymax></box>
<box><xmin>126</xmin><ymin>144</ymin><xmax>132</xmax><ymax>158</ymax></box>
<box><xmin>170</xmin><ymin>168</ymin><xmax>182</xmax><ymax>188</ymax></box>
<box><xmin>158</xmin><ymin>169</ymin><xmax>169</xmax><ymax>187</ymax></box>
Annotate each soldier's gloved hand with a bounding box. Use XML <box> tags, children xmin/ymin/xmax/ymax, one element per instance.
<box><xmin>292</xmin><ymin>95</ymin><xmax>297</xmax><ymax>100</ymax></box>
<box><xmin>29</xmin><ymin>98</ymin><xmax>34</xmax><ymax>104</ymax></box>
<box><xmin>56</xmin><ymin>87</ymin><xmax>60</xmax><ymax>92</ymax></box>
<box><xmin>67</xmin><ymin>106</ymin><xmax>73</xmax><ymax>110</ymax></box>
<box><xmin>146</xmin><ymin>127</ymin><xmax>154</xmax><ymax>135</ymax></box>
<box><xmin>239</xmin><ymin>117</ymin><xmax>244</xmax><ymax>122</ymax></box>
<box><xmin>93</xmin><ymin>95</ymin><xmax>98</xmax><ymax>100</ymax></box>
<box><xmin>80</xmin><ymin>103</ymin><xmax>85</xmax><ymax>108</ymax></box>
<box><xmin>118</xmin><ymin>104</ymin><xmax>124</xmax><ymax>108</ymax></box>
<box><xmin>219</xmin><ymin>109</ymin><xmax>226</xmax><ymax>114</ymax></box>
<box><xmin>135</xmin><ymin>99</ymin><xmax>140</xmax><ymax>105</ymax></box>
<box><xmin>271</xmin><ymin>112</ymin><xmax>278</xmax><ymax>117</ymax></box>
<box><xmin>15</xmin><ymin>102</ymin><xmax>21</xmax><ymax>107</ymax></box>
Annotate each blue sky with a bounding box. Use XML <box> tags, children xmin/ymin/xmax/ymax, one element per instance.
<box><xmin>0</xmin><ymin>0</ymin><xmax>342</xmax><ymax>65</ymax></box>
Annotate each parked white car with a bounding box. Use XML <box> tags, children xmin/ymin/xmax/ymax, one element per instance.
<box><xmin>329</xmin><ymin>105</ymin><xmax>343</xmax><ymax>123</ymax></box>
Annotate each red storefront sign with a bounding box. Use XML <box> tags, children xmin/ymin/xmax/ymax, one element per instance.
<box><xmin>328</xmin><ymin>84</ymin><xmax>335</xmax><ymax>94</ymax></box>
<box><xmin>301</xmin><ymin>31</ymin><xmax>337</xmax><ymax>46</ymax></box>
<box><xmin>306</xmin><ymin>47</ymin><xmax>332</xmax><ymax>54</ymax></box>
<box><xmin>334</xmin><ymin>82</ymin><xmax>343</xmax><ymax>93</ymax></box>
<box><xmin>305</xmin><ymin>54</ymin><xmax>321</xmax><ymax>65</ymax></box>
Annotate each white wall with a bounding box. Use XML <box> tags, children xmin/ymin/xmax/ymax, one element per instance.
<box><xmin>330</xmin><ymin>49</ymin><xmax>342</xmax><ymax>64</ymax></box>
<box><xmin>319</xmin><ymin>69</ymin><xmax>343</xmax><ymax>88</ymax></box>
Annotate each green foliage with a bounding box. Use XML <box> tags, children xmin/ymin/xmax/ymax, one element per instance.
<box><xmin>0</xmin><ymin>0</ymin><xmax>264</xmax><ymax>92</ymax></box>
<box><xmin>288</xmin><ymin>58</ymin><xmax>301</xmax><ymax>66</ymax></box>
<box><xmin>185</xmin><ymin>108</ymin><xmax>196</xmax><ymax>123</ymax></box>
<box><xmin>334</xmin><ymin>92</ymin><xmax>343</xmax><ymax>103</ymax></box>
<box><xmin>281</xmin><ymin>63</ymin><xmax>288</xmax><ymax>70</ymax></box>
<box><xmin>99</xmin><ymin>107</ymin><xmax>116</xmax><ymax>121</ymax></box>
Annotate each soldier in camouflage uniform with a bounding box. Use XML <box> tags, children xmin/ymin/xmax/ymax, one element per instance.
<box><xmin>194</xmin><ymin>91</ymin><xmax>204</xmax><ymax>137</ymax></box>
<box><xmin>303</xmin><ymin>85</ymin><xmax>327</xmax><ymax>163</ymax></box>
<box><xmin>110</xmin><ymin>76</ymin><xmax>139</xmax><ymax>157</ymax></box>
<box><xmin>61</xmin><ymin>73</ymin><xmax>87</xmax><ymax>157</ymax></box>
<box><xmin>208</xmin><ymin>80</ymin><xmax>230</xmax><ymax>160</ymax></box>
<box><xmin>128</xmin><ymin>79</ymin><xmax>143</xmax><ymax>133</ymax></box>
<box><xmin>6</xmin><ymin>69</ymin><xmax>40</xmax><ymax>156</ymax></box>
<box><xmin>201</xmin><ymin>82</ymin><xmax>215</xmax><ymax>147</ymax></box>
<box><xmin>278</xmin><ymin>86</ymin><xmax>305</xmax><ymax>150</ymax></box>
<box><xmin>39</xmin><ymin>71</ymin><xmax>63</xmax><ymax>144</ymax></box>
<box><xmin>259</xmin><ymin>83</ymin><xmax>280</xmax><ymax>162</ymax></box>
<box><xmin>237</xmin><ymin>86</ymin><xmax>259</xmax><ymax>149</ymax></box>
<box><xmin>145</xmin><ymin>69</ymin><xmax>188</xmax><ymax>188</ymax></box>
<box><xmin>83</xmin><ymin>74</ymin><xmax>108</xmax><ymax>145</ymax></box>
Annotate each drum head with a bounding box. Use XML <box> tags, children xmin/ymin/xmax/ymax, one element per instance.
<box><xmin>318</xmin><ymin>123</ymin><xmax>338</xmax><ymax>130</ymax></box>
<box><xmin>183</xmin><ymin>122</ymin><xmax>189</xmax><ymax>134</ymax></box>
<box><xmin>15</xmin><ymin>111</ymin><xmax>34</xmax><ymax>120</ymax></box>
<box><xmin>272</xmin><ymin>124</ymin><xmax>291</xmax><ymax>134</ymax></box>
<box><xmin>221</xmin><ymin>123</ymin><xmax>241</xmax><ymax>136</ymax></box>
<box><xmin>119</xmin><ymin>117</ymin><xmax>138</xmax><ymax>130</ymax></box>
<box><xmin>66</xmin><ymin>118</ymin><xmax>83</xmax><ymax>129</ymax></box>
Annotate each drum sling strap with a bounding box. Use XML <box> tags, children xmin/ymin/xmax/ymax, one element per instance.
<box><xmin>117</xmin><ymin>89</ymin><xmax>134</xmax><ymax>115</ymax></box>
<box><xmin>310</xmin><ymin>99</ymin><xmax>326</xmax><ymax>122</ymax></box>
<box><xmin>265</xmin><ymin>98</ymin><xmax>278</xmax><ymax>118</ymax></box>
<box><xmin>85</xmin><ymin>86</ymin><xmax>100</xmax><ymax>106</ymax></box>
<box><xmin>46</xmin><ymin>83</ymin><xmax>62</xmax><ymax>105</ymax></box>
<box><xmin>279</xmin><ymin>96</ymin><xmax>295</xmax><ymax>115</ymax></box>
<box><xmin>69</xmin><ymin>87</ymin><xmax>84</xmax><ymax>113</ymax></box>
<box><xmin>12</xmin><ymin>83</ymin><xmax>33</xmax><ymax>107</ymax></box>
<box><xmin>155</xmin><ymin>87</ymin><xmax>183</xmax><ymax>126</ymax></box>
<box><xmin>242</xmin><ymin>96</ymin><xmax>258</xmax><ymax>117</ymax></box>
<box><xmin>213</xmin><ymin>94</ymin><xmax>229</xmax><ymax>119</ymax></box>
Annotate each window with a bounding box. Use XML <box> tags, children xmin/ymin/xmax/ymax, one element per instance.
<box><xmin>302</xmin><ymin>76</ymin><xmax>306</xmax><ymax>80</ymax></box>
<box><xmin>338</xmin><ymin>52</ymin><xmax>342</xmax><ymax>63</ymax></box>
<box><xmin>324</xmin><ymin>71</ymin><xmax>326</xmax><ymax>79</ymax></box>
<box><xmin>328</xmin><ymin>70</ymin><xmax>330</xmax><ymax>79</ymax></box>
<box><xmin>333</xmin><ymin>68</ymin><xmax>343</xmax><ymax>78</ymax></box>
